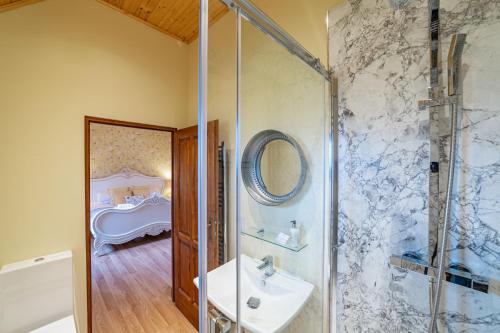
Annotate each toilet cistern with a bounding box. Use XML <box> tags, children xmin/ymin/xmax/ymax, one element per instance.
<box><xmin>0</xmin><ymin>251</ymin><xmax>77</xmax><ymax>333</ymax></box>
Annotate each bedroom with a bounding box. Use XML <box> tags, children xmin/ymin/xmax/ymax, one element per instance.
<box><xmin>85</xmin><ymin>116</ymin><xmax>222</xmax><ymax>332</ymax></box>
<box><xmin>87</xmin><ymin>119</ymin><xmax>180</xmax><ymax>331</ymax></box>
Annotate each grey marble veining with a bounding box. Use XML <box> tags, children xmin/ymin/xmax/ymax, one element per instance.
<box><xmin>329</xmin><ymin>0</ymin><xmax>500</xmax><ymax>332</ymax></box>
<box><xmin>439</xmin><ymin>0</ymin><xmax>500</xmax><ymax>280</ymax></box>
<box><xmin>387</xmin><ymin>0</ymin><xmax>413</xmax><ymax>9</ymax></box>
<box><xmin>441</xmin><ymin>110</ymin><xmax>500</xmax><ymax>276</ymax></box>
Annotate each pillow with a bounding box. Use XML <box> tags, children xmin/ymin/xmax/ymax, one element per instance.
<box><xmin>125</xmin><ymin>195</ymin><xmax>144</xmax><ymax>205</ymax></box>
<box><xmin>108</xmin><ymin>186</ymin><xmax>132</xmax><ymax>205</ymax></box>
<box><xmin>132</xmin><ymin>185</ymin><xmax>152</xmax><ymax>198</ymax></box>
<box><xmin>115</xmin><ymin>203</ymin><xmax>135</xmax><ymax>210</ymax></box>
<box><xmin>150</xmin><ymin>185</ymin><xmax>163</xmax><ymax>196</ymax></box>
<box><xmin>95</xmin><ymin>191</ymin><xmax>112</xmax><ymax>205</ymax></box>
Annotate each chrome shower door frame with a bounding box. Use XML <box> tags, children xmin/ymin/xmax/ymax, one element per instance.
<box><xmin>198</xmin><ymin>0</ymin><xmax>209</xmax><ymax>331</ymax></box>
<box><xmin>226</xmin><ymin>0</ymin><xmax>338</xmax><ymax>332</ymax></box>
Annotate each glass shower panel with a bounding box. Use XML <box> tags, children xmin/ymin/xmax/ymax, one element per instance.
<box><xmin>237</xmin><ymin>18</ymin><xmax>329</xmax><ymax>333</ymax></box>
<box><xmin>204</xmin><ymin>5</ymin><xmax>237</xmax><ymax>333</ymax></box>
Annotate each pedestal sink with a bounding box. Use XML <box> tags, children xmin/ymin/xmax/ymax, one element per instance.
<box><xmin>194</xmin><ymin>255</ymin><xmax>314</xmax><ymax>333</ymax></box>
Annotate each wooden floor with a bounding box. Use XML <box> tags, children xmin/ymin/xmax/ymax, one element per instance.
<box><xmin>92</xmin><ymin>232</ymin><xmax>197</xmax><ymax>333</ymax></box>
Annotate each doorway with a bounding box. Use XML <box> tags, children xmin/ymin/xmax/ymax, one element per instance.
<box><xmin>85</xmin><ymin>116</ymin><xmax>220</xmax><ymax>332</ymax></box>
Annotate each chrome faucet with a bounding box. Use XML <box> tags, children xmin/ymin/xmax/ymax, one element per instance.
<box><xmin>257</xmin><ymin>255</ymin><xmax>275</xmax><ymax>278</ymax></box>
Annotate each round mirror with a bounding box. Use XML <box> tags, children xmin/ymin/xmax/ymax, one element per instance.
<box><xmin>241</xmin><ymin>130</ymin><xmax>306</xmax><ymax>206</ymax></box>
<box><xmin>260</xmin><ymin>139</ymin><xmax>301</xmax><ymax>196</ymax></box>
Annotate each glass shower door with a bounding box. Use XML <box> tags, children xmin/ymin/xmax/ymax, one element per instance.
<box><xmin>235</xmin><ymin>10</ymin><xmax>331</xmax><ymax>333</ymax></box>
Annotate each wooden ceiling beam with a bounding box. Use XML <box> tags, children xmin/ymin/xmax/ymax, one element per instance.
<box><xmin>0</xmin><ymin>0</ymin><xmax>44</xmax><ymax>13</ymax></box>
<box><xmin>96</xmin><ymin>0</ymin><xmax>189</xmax><ymax>42</ymax></box>
<box><xmin>98</xmin><ymin>0</ymin><xmax>228</xmax><ymax>44</ymax></box>
<box><xmin>0</xmin><ymin>0</ymin><xmax>228</xmax><ymax>44</ymax></box>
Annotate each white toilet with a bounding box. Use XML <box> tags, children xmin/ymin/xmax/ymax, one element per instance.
<box><xmin>0</xmin><ymin>251</ymin><xmax>77</xmax><ymax>333</ymax></box>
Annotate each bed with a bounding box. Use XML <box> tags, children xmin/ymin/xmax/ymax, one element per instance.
<box><xmin>90</xmin><ymin>169</ymin><xmax>171</xmax><ymax>256</ymax></box>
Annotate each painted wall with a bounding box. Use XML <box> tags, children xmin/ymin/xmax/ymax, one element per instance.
<box><xmin>90</xmin><ymin>123</ymin><xmax>172</xmax><ymax>184</ymax></box>
<box><xmin>0</xmin><ymin>0</ymin><xmax>189</xmax><ymax>332</ymax></box>
<box><xmin>249</xmin><ymin>0</ymin><xmax>335</xmax><ymax>66</ymax></box>
<box><xmin>329</xmin><ymin>0</ymin><xmax>500</xmax><ymax>332</ymax></box>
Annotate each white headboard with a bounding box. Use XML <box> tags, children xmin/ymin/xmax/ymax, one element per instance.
<box><xmin>90</xmin><ymin>169</ymin><xmax>165</xmax><ymax>204</ymax></box>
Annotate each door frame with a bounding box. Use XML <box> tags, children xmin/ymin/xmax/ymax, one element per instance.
<box><xmin>84</xmin><ymin>116</ymin><xmax>176</xmax><ymax>333</ymax></box>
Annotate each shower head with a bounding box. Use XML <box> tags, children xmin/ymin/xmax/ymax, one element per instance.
<box><xmin>447</xmin><ymin>33</ymin><xmax>467</xmax><ymax>96</ymax></box>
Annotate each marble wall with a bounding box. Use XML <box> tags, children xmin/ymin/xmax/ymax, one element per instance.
<box><xmin>329</xmin><ymin>0</ymin><xmax>500</xmax><ymax>332</ymax></box>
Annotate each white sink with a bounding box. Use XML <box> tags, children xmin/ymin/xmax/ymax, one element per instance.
<box><xmin>194</xmin><ymin>255</ymin><xmax>314</xmax><ymax>333</ymax></box>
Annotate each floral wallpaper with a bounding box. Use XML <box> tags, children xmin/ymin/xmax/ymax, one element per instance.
<box><xmin>89</xmin><ymin>123</ymin><xmax>172</xmax><ymax>184</ymax></box>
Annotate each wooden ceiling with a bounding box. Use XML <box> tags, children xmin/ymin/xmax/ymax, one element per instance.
<box><xmin>97</xmin><ymin>0</ymin><xmax>229</xmax><ymax>43</ymax></box>
<box><xmin>1</xmin><ymin>0</ymin><xmax>228</xmax><ymax>43</ymax></box>
<box><xmin>0</xmin><ymin>0</ymin><xmax>41</xmax><ymax>13</ymax></box>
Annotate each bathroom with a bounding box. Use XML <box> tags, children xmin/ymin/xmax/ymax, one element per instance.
<box><xmin>0</xmin><ymin>0</ymin><xmax>499</xmax><ymax>332</ymax></box>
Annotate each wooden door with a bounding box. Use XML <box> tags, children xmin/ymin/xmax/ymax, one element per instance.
<box><xmin>173</xmin><ymin>120</ymin><xmax>219</xmax><ymax>328</ymax></box>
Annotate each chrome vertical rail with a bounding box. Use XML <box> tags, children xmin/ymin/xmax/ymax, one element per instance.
<box><xmin>326</xmin><ymin>9</ymin><xmax>339</xmax><ymax>332</ymax></box>
<box><xmin>235</xmin><ymin>8</ymin><xmax>242</xmax><ymax>333</ymax></box>
<box><xmin>198</xmin><ymin>0</ymin><xmax>208</xmax><ymax>331</ymax></box>
<box><xmin>429</xmin><ymin>99</ymin><xmax>458</xmax><ymax>333</ymax></box>
<box><xmin>428</xmin><ymin>33</ymin><xmax>466</xmax><ymax>333</ymax></box>
<box><xmin>328</xmin><ymin>74</ymin><xmax>339</xmax><ymax>333</ymax></box>
<box><xmin>426</xmin><ymin>2</ymin><xmax>441</xmax><ymax>331</ymax></box>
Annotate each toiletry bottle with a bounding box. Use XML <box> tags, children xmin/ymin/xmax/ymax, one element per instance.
<box><xmin>289</xmin><ymin>220</ymin><xmax>299</xmax><ymax>248</ymax></box>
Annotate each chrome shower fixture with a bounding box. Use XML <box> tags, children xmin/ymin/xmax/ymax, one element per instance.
<box><xmin>447</xmin><ymin>34</ymin><xmax>467</xmax><ymax>96</ymax></box>
<box><xmin>428</xmin><ymin>33</ymin><xmax>467</xmax><ymax>333</ymax></box>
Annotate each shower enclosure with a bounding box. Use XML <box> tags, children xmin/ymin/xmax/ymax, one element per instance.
<box><xmin>229</xmin><ymin>1</ymin><xmax>333</xmax><ymax>332</ymax></box>
<box><xmin>197</xmin><ymin>0</ymin><xmax>335</xmax><ymax>332</ymax></box>
<box><xmin>236</xmin><ymin>5</ymin><xmax>332</xmax><ymax>333</ymax></box>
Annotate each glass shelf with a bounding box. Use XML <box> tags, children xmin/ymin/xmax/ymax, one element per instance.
<box><xmin>242</xmin><ymin>227</ymin><xmax>308</xmax><ymax>252</ymax></box>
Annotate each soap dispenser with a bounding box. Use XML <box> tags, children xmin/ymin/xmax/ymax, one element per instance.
<box><xmin>289</xmin><ymin>220</ymin><xmax>300</xmax><ymax>248</ymax></box>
